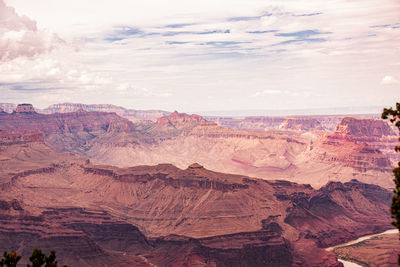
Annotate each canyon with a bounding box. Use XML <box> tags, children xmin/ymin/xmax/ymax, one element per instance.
<box><xmin>0</xmin><ymin>103</ymin><xmax>398</xmax><ymax>266</ymax></box>
<box><xmin>0</xmin><ymin>105</ymin><xmax>395</xmax><ymax>189</ymax></box>
<box><xmin>0</xmin><ymin>130</ymin><xmax>394</xmax><ymax>266</ymax></box>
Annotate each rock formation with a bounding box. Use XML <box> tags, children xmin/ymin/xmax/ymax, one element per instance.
<box><xmin>335</xmin><ymin>117</ymin><xmax>395</xmax><ymax>137</ymax></box>
<box><xmin>41</xmin><ymin>103</ymin><xmax>170</xmax><ymax>122</ymax></box>
<box><xmin>279</xmin><ymin>117</ymin><xmax>325</xmax><ymax>131</ymax></box>
<box><xmin>15</xmin><ymin>103</ymin><xmax>36</xmax><ymax>114</ymax></box>
<box><xmin>0</xmin><ymin>103</ymin><xmax>17</xmax><ymax>113</ymax></box>
<box><xmin>157</xmin><ymin>110</ymin><xmax>217</xmax><ymax>126</ymax></box>
<box><xmin>0</xmin><ymin>130</ymin><xmax>44</xmax><ymax>145</ymax></box>
<box><xmin>0</xmin><ymin>109</ymin><xmax>138</xmax><ymax>153</ymax></box>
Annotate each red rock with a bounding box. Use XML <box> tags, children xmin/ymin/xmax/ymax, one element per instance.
<box><xmin>15</xmin><ymin>103</ymin><xmax>36</xmax><ymax>113</ymax></box>
<box><xmin>0</xmin><ymin>140</ymin><xmax>393</xmax><ymax>266</ymax></box>
<box><xmin>0</xmin><ymin>110</ymin><xmax>135</xmax><ymax>152</ymax></box>
<box><xmin>157</xmin><ymin>110</ymin><xmax>216</xmax><ymax>126</ymax></box>
<box><xmin>335</xmin><ymin>117</ymin><xmax>395</xmax><ymax>137</ymax></box>
<box><xmin>318</xmin><ymin>132</ymin><xmax>393</xmax><ymax>173</ymax></box>
<box><xmin>0</xmin><ymin>130</ymin><xmax>44</xmax><ymax>145</ymax></box>
<box><xmin>187</xmin><ymin>163</ymin><xmax>204</xmax><ymax>169</ymax></box>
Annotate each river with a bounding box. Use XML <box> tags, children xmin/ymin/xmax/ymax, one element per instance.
<box><xmin>327</xmin><ymin>229</ymin><xmax>398</xmax><ymax>267</ymax></box>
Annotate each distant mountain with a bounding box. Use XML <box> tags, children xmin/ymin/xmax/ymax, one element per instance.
<box><xmin>0</xmin><ymin>108</ymin><xmax>394</xmax><ymax>189</ymax></box>
<box><xmin>0</xmin><ymin>102</ymin><xmax>171</xmax><ymax>122</ymax></box>
<box><xmin>41</xmin><ymin>103</ymin><xmax>171</xmax><ymax>122</ymax></box>
<box><xmin>0</xmin><ymin>103</ymin><xmax>17</xmax><ymax>113</ymax></box>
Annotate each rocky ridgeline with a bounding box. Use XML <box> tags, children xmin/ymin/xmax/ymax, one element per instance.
<box><xmin>335</xmin><ymin>117</ymin><xmax>395</xmax><ymax>137</ymax></box>
<box><xmin>206</xmin><ymin>115</ymin><xmax>380</xmax><ymax>131</ymax></box>
<box><xmin>83</xmin><ymin>163</ymin><xmax>249</xmax><ymax>192</ymax></box>
<box><xmin>65</xmin><ymin>162</ymin><xmax>391</xmax><ymax>265</ymax></box>
<box><xmin>319</xmin><ymin>134</ymin><xmax>393</xmax><ymax>173</ymax></box>
<box><xmin>157</xmin><ymin>111</ymin><xmax>217</xmax><ymax>126</ymax></box>
<box><xmin>328</xmin><ymin>117</ymin><xmax>400</xmax><ymax>164</ymax></box>
<box><xmin>42</xmin><ymin>103</ymin><xmax>170</xmax><ymax>122</ymax></box>
<box><xmin>279</xmin><ymin>117</ymin><xmax>325</xmax><ymax>131</ymax></box>
<box><xmin>0</xmin><ymin>130</ymin><xmax>44</xmax><ymax>145</ymax></box>
<box><xmin>0</xmin><ymin>104</ymin><xmax>136</xmax><ymax>152</ymax></box>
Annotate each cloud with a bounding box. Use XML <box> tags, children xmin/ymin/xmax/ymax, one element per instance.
<box><xmin>0</xmin><ymin>0</ymin><xmax>64</xmax><ymax>62</ymax></box>
<box><xmin>1</xmin><ymin>0</ymin><xmax>400</xmax><ymax>111</ymax></box>
<box><xmin>381</xmin><ymin>75</ymin><xmax>399</xmax><ymax>85</ymax></box>
<box><xmin>370</xmin><ymin>22</ymin><xmax>400</xmax><ymax>29</ymax></box>
<box><xmin>0</xmin><ymin>81</ymin><xmax>65</xmax><ymax>92</ymax></box>
<box><xmin>117</xmin><ymin>83</ymin><xmax>171</xmax><ymax>98</ymax></box>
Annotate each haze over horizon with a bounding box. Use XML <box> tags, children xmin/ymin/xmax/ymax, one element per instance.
<box><xmin>0</xmin><ymin>0</ymin><xmax>399</xmax><ymax>112</ymax></box>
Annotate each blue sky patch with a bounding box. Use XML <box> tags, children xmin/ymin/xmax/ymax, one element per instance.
<box><xmin>247</xmin><ymin>30</ymin><xmax>277</xmax><ymax>34</ymax></box>
<box><xmin>275</xmin><ymin>30</ymin><xmax>328</xmax><ymax>38</ymax></box>
<box><xmin>166</xmin><ymin>41</ymin><xmax>189</xmax><ymax>45</ymax></box>
<box><xmin>295</xmin><ymin>12</ymin><xmax>322</xmax><ymax>17</ymax></box>
<box><xmin>105</xmin><ymin>26</ymin><xmax>143</xmax><ymax>42</ymax></box>
<box><xmin>163</xmin><ymin>23</ymin><xmax>194</xmax><ymax>28</ymax></box>
<box><xmin>274</xmin><ymin>38</ymin><xmax>326</xmax><ymax>46</ymax></box>
<box><xmin>228</xmin><ymin>15</ymin><xmax>261</xmax><ymax>22</ymax></box>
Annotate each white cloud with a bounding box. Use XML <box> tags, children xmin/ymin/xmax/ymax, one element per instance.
<box><xmin>116</xmin><ymin>83</ymin><xmax>171</xmax><ymax>98</ymax></box>
<box><xmin>381</xmin><ymin>75</ymin><xmax>399</xmax><ymax>85</ymax></box>
<box><xmin>0</xmin><ymin>0</ymin><xmax>64</xmax><ymax>62</ymax></box>
<box><xmin>1</xmin><ymin>0</ymin><xmax>400</xmax><ymax>111</ymax></box>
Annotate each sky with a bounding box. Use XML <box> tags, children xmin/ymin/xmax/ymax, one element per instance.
<box><xmin>0</xmin><ymin>0</ymin><xmax>399</xmax><ymax>113</ymax></box>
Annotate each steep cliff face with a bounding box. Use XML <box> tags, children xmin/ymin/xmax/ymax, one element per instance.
<box><xmin>0</xmin><ymin>130</ymin><xmax>44</xmax><ymax>145</ymax></box>
<box><xmin>282</xmin><ymin>179</ymin><xmax>392</xmax><ymax>247</ymax></box>
<box><xmin>279</xmin><ymin>117</ymin><xmax>325</xmax><ymax>131</ymax></box>
<box><xmin>335</xmin><ymin>117</ymin><xmax>395</xmax><ymax>137</ymax></box>
<box><xmin>0</xmin><ymin>109</ymin><xmax>139</xmax><ymax>153</ymax></box>
<box><xmin>157</xmin><ymin>110</ymin><xmax>217</xmax><ymax>126</ymax></box>
<box><xmin>317</xmin><ymin>133</ymin><xmax>392</xmax><ymax>172</ymax></box>
<box><xmin>331</xmin><ymin>117</ymin><xmax>400</xmax><ymax>165</ymax></box>
<box><xmin>15</xmin><ymin>104</ymin><xmax>36</xmax><ymax>114</ymax></box>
